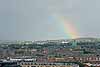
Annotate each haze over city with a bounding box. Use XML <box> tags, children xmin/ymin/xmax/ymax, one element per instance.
<box><xmin>0</xmin><ymin>0</ymin><xmax>100</xmax><ymax>40</ymax></box>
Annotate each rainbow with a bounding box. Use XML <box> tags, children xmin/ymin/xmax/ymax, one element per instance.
<box><xmin>50</xmin><ymin>15</ymin><xmax>79</xmax><ymax>39</ymax></box>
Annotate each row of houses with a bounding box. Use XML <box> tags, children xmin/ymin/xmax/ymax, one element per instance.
<box><xmin>20</xmin><ymin>62</ymin><xmax>79</xmax><ymax>67</ymax></box>
<box><xmin>0</xmin><ymin>60</ymin><xmax>79</xmax><ymax>67</ymax></box>
<box><xmin>48</xmin><ymin>57</ymin><xmax>100</xmax><ymax>62</ymax></box>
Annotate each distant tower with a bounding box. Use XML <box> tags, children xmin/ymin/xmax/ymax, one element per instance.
<box><xmin>72</xmin><ymin>40</ymin><xmax>77</xmax><ymax>48</ymax></box>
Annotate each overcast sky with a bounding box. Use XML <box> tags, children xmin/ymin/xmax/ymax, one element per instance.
<box><xmin>0</xmin><ymin>0</ymin><xmax>100</xmax><ymax>40</ymax></box>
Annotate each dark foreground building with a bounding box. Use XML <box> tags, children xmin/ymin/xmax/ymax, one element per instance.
<box><xmin>0</xmin><ymin>62</ymin><xmax>21</xmax><ymax>67</ymax></box>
